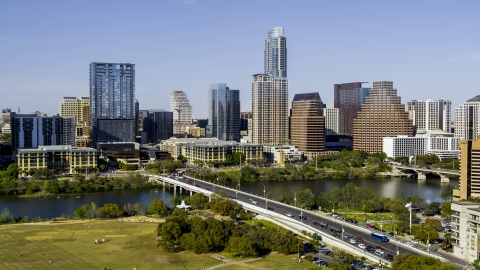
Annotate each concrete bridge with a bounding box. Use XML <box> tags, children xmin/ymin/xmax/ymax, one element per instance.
<box><xmin>390</xmin><ymin>165</ymin><xmax>459</xmax><ymax>182</ymax></box>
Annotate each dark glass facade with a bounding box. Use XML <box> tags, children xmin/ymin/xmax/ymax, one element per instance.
<box><xmin>334</xmin><ymin>82</ymin><xmax>370</xmax><ymax>134</ymax></box>
<box><xmin>143</xmin><ymin>110</ymin><xmax>173</xmax><ymax>144</ymax></box>
<box><xmin>207</xmin><ymin>84</ymin><xmax>240</xmax><ymax>142</ymax></box>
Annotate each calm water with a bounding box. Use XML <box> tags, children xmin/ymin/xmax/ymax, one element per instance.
<box><xmin>0</xmin><ymin>177</ymin><xmax>457</xmax><ymax>219</ymax></box>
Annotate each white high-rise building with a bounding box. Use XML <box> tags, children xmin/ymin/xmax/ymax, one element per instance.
<box><xmin>265</xmin><ymin>27</ymin><xmax>286</xmax><ymax>78</ymax></box>
<box><xmin>252</xmin><ymin>74</ymin><xmax>289</xmax><ymax>145</ymax></box>
<box><xmin>455</xmin><ymin>95</ymin><xmax>480</xmax><ymax>140</ymax></box>
<box><xmin>407</xmin><ymin>99</ymin><xmax>451</xmax><ymax>134</ymax></box>
<box><xmin>322</xmin><ymin>108</ymin><xmax>340</xmax><ymax>135</ymax></box>
<box><xmin>170</xmin><ymin>90</ymin><xmax>193</xmax><ymax>135</ymax></box>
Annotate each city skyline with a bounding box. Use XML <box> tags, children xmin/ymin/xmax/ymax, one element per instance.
<box><xmin>1</xmin><ymin>1</ymin><xmax>479</xmax><ymax>118</ymax></box>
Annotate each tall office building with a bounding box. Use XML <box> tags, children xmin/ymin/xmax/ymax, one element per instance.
<box><xmin>170</xmin><ymin>91</ymin><xmax>193</xmax><ymax>135</ymax></box>
<box><xmin>265</xmin><ymin>27</ymin><xmax>287</xmax><ymax>78</ymax></box>
<box><xmin>90</xmin><ymin>62</ymin><xmax>135</xmax><ymax>143</ymax></box>
<box><xmin>408</xmin><ymin>99</ymin><xmax>451</xmax><ymax>134</ymax></box>
<box><xmin>207</xmin><ymin>84</ymin><xmax>240</xmax><ymax>142</ymax></box>
<box><xmin>142</xmin><ymin>110</ymin><xmax>173</xmax><ymax>144</ymax></box>
<box><xmin>240</xmin><ymin>112</ymin><xmax>252</xmax><ymax>131</ymax></box>
<box><xmin>289</xmin><ymin>93</ymin><xmax>325</xmax><ymax>158</ymax></box>
<box><xmin>10</xmin><ymin>113</ymin><xmax>75</xmax><ymax>155</ymax></box>
<box><xmin>455</xmin><ymin>95</ymin><xmax>480</xmax><ymax>140</ymax></box>
<box><xmin>334</xmin><ymin>82</ymin><xmax>370</xmax><ymax>134</ymax></box>
<box><xmin>353</xmin><ymin>81</ymin><xmax>413</xmax><ymax>153</ymax></box>
<box><xmin>453</xmin><ymin>136</ymin><xmax>480</xmax><ymax>201</ymax></box>
<box><xmin>252</xmin><ymin>74</ymin><xmax>289</xmax><ymax>145</ymax></box>
<box><xmin>322</xmin><ymin>108</ymin><xmax>340</xmax><ymax>135</ymax></box>
<box><xmin>59</xmin><ymin>97</ymin><xmax>90</xmax><ymax>137</ymax></box>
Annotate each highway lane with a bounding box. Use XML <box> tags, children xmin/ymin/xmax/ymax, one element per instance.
<box><xmin>173</xmin><ymin>176</ymin><xmax>417</xmax><ymax>260</ymax></box>
<box><xmin>167</xmin><ymin>175</ymin><xmax>469</xmax><ymax>266</ymax></box>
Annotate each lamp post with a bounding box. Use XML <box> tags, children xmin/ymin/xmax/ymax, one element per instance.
<box><xmin>292</xmin><ymin>191</ymin><xmax>297</xmax><ymax>207</ymax></box>
<box><xmin>330</xmin><ymin>201</ymin><xmax>335</xmax><ymax>214</ymax></box>
<box><xmin>363</xmin><ymin>205</ymin><xmax>366</xmax><ymax>222</ymax></box>
<box><xmin>235</xmin><ymin>183</ymin><xmax>240</xmax><ymax>200</ymax></box>
<box><xmin>390</xmin><ymin>215</ymin><xmax>393</xmax><ymax>233</ymax></box>
<box><xmin>300</xmin><ymin>203</ymin><xmax>306</xmax><ymax>223</ymax></box>
<box><xmin>405</xmin><ymin>203</ymin><xmax>412</xmax><ymax>233</ymax></box>
<box><xmin>395</xmin><ymin>230</ymin><xmax>399</xmax><ymax>255</ymax></box>
<box><xmin>262</xmin><ymin>183</ymin><xmax>266</xmax><ymax>199</ymax></box>
<box><xmin>213</xmin><ymin>178</ymin><xmax>220</xmax><ymax>193</ymax></box>
<box><xmin>424</xmin><ymin>230</ymin><xmax>430</xmax><ymax>253</ymax></box>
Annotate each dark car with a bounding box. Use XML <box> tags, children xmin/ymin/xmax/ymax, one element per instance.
<box><xmin>366</xmin><ymin>246</ymin><xmax>375</xmax><ymax>253</ymax></box>
<box><xmin>313</xmin><ymin>221</ymin><xmax>320</xmax><ymax>226</ymax></box>
<box><xmin>299</xmin><ymin>214</ymin><xmax>307</xmax><ymax>220</ymax></box>
<box><xmin>267</xmin><ymin>207</ymin><xmax>274</xmax><ymax>211</ymax></box>
<box><xmin>384</xmin><ymin>254</ymin><xmax>394</xmax><ymax>261</ymax></box>
<box><xmin>320</xmin><ymin>222</ymin><xmax>328</xmax><ymax>229</ymax></box>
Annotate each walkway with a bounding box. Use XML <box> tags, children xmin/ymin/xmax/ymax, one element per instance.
<box><xmin>205</xmin><ymin>254</ymin><xmax>270</xmax><ymax>270</ymax></box>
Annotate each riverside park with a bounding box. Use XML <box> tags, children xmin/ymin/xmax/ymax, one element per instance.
<box><xmin>0</xmin><ymin>217</ymin><xmax>311</xmax><ymax>270</ymax></box>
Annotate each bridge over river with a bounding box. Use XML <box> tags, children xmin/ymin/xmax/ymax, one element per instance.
<box><xmin>390</xmin><ymin>165</ymin><xmax>459</xmax><ymax>183</ymax></box>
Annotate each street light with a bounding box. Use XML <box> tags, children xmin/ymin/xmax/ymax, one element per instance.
<box><xmin>330</xmin><ymin>201</ymin><xmax>335</xmax><ymax>214</ymax></box>
<box><xmin>363</xmin><ymin>205</ymin><xmax>366</xmax><ymax>222</ymax></box>
<box><xmin>405</xmin><ymin>203</ymin><xmax>412</xmax><ymax>233</ymax></box>
<box><xmin>213</xmin><ymin>178</ymin><xmax>220</xmax><ymax>193</ymax></box>
<box><xmin>292</xmin><ymin>191</ymin><xmax>297</xmax><ymax>207</ymax></box>
<box><xmin>394</xmin><ymin>230</ymin><xmax>399</xmax><ymax>255</ymax></box>
<box><xmin>261</xmin><ymin>183</ymin><xmax>266</xmax><ymax>199</ymax></box>
<box><xmin>235</xmin><ymin>183</ymin><xmax>240</xmax><ymax>200</ymax></box>
<box><xmin>424</xmin><ymin>230</ymin><xmax>430</xmax><ymax>253</ymax></box>
<box><xmin>390</xmin><ymin>215</ymin><xmax>393</xmax><ymax>233</ymax></box>
<box><xmin>380</xmin><ymin>216</ymin><xmax>384</xmax><ymax>234</ymax></box>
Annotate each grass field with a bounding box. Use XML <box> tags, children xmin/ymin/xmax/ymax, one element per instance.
<box><xmin>246</xmin><ymin>253</ymin><xmax>314</xmax><ymax>269</ymax></box>
<box><xmin>0</xmin><ymin>219</ymin><xmax>220</xmax><ymax>270</ymax></box>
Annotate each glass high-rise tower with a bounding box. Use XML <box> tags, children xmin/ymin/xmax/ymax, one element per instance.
<box><xmin>90</xmin><ymin>62</ymin><xmax>135</xmax><ymax>143</ymax></box>
<box><xmin>207</xmin><ymin>83</ymin><xmax>240</xmax><ymax>142</ymax></box>
<box><xmin>265</xmin><ymin>27</ymin><xmax>287</xmax><ymax>78</ymax></box>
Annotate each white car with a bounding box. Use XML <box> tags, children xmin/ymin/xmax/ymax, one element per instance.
<box><xmin>411</xmin><ymin>240</ymin><xmax>418</xmax><ymax>244</ymax></box>
<box><xmin>285</xmin><ymin>213</ymin><xmax>293</xmax><ymax>217</ymax></box>
<box><xmin>350</xmin><ymin>238</ymin><xmax>357</xmax><ymax>244</ymax></box>
<box><xmin>375</xmin><ymin>249</ymin><xmax>384</xmax><ymax>255</ymax></box>
<box><xmin>252</xmin><ymin>200</ymin><xmax>258</xmax><ymax>204</ymax></box>
<box><xmin>358</xmin><ymin>243</ymin><xmax>366</xmax><ymax>249</ymax></box>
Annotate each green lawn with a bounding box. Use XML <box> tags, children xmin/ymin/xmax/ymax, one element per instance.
<box><xmin>247</xmin><ymin>253</ymin><xmax>313</xmax><ymax>269</ymax></box>
<box><xmin>0</xmin><ymin>219</ymin><xmax>220</xmax><ymax>269</ymax></box>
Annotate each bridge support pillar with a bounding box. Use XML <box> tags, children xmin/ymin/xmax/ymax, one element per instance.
<box><xmin>190</xmin><ymin>190</ymin><xmax>193</xmax><ymax>196</ymax></box>
<box><xmin>416</xmin><ymin>171</ymin><xmax>426</xmax><ymax>180</ymax></box>
<box><xmin>439</xmin><ymin>173</ymin><xmax>450</xmax><ymax>183</ymax></box>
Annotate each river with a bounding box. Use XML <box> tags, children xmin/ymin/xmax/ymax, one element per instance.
<box><xmin>0</xmin><ymin>177</ymin><xmax>457</xmax><ymax>219</ymax></box>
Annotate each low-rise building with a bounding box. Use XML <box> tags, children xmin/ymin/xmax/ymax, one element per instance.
<box><xmin>383</xmin><ymin>131</ymin><xmax>460</xmax><ymax>159</ymax></box>
<box><xmin>263</xmin><ymin>145</ymin><xmax>302</xmax><ymax>165</ymax></box>
<box><xmin>186</xmin><ymin>126</ymin><xmax>205</xmax><ymax>137</ymax></box>
<box><xmin>159</xmin><ymin>137</ymin><xmax>263</xmax><ymax>164</ymax></box>
<box><xmin>17</xmin><ymin>145</ymin><xmax>97</xmax><ymax>176</ymax></box>
<box><xmin>451</xmin><ymin>202</ymin><xmax>480</xmax><ymax>262</ymax></box>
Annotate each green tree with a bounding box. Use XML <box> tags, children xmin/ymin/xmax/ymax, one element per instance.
<box><xmin>441</xmin><ymin>184</ymin><xmax>454</xmax><ymax>202</ymax></box>
<box><xmin>329</xmin><ymin>250</ymin><xmax>354</xmax><ymax>269</ymax></box>
<box><xmin>0</xmin><ymin>208</ymin><xmax>14</xmax><ymax>223</ymax></box>
<box><xmin>148</xmin><ymin>200</ymin><xmax>169</xmax><ymax>216</ymax></box>
<box><xmin>441</xmin><ymin>202</ymin><xmax>452</xmax><ymax>218</ymax></box>
<box><xmin>74</xmin><ymin>204</ymin><xmax>91</xmax><ymax>220</ymax></box>
<box><xmin>424</xmin><ymin>218</ymin><xmax>442</xmax><ymax>231</ymax></box>
<box><xmin>133</xmin><ymin>202</ymin><xmax>148</xmax><ymax>215</ymax></box>
<box><xmin>296</xmin><ymin>188</ymin><xmax>315</xmax><ymax>208</ymax></box>
<box><xmin>170</xmin><ymin>196</ymin><xmax>184</xmax><ymax>207</ymax></box>
<box><xmin>391</xmin><ymin>254</ymin><xmax>457</xmax><ymax>270</ymax></box>
<box><xmin>185</xmin><ymin>193</ymin><xmax>209</xmax><ymax>209</ymax></box>
<box><xmin>225</xmin><ymin>236</ymin><xmax>257</xmax><ymax>257</ymax></box>
<box><xmin>413</xmin><ymin>225</ymin><xmax>439</xmax><ymax>243</ymax></box>
<box><xmin>177</xmin><ymin>154</ymin><xmax>188</xmax><ymax>164</ymax></box>
<box><xmin>158</xmin><ymin>222</ymin><xmax>182</xmax><ymax>252</ymax></box>
<box><xmin>99</xmin><ymin>203</ymin><xmax>125</xmax><ymax>218</ymax></box>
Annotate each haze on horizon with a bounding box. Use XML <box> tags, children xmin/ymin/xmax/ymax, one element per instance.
<box><xmin>0</xmin><ymin>0</ymin><xmax>479</xmax><ymax>119</ymax></box>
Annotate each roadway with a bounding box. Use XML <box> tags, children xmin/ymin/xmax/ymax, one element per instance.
<box><xmin>391</xmin><ymin>165</ymin><xmax>459</xmax><ymax>176</ymax></box>
<box><xmin>166</xmin><ymin>175</ymin><xmax>469</xmax><ymax>267</ymax></box>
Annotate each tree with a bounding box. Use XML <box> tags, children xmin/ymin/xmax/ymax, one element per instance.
<box><xmin>225</xmin><ymin>236</ymin><xmax>257</xmax><ymax>257</ymax></box>
<box><xmin>158</xmin><ymin>222</ymin><xmax>182</xmax><ymax>252</ymax></box>
<box><xmin>296</xmin><ymin>189</ymin><xmax>315</xmax><ymax>208</ymax></box>
<box><xmin>441</xmin><ymin>202</ymin><xmax>452</xmax><ymax>218</ymax></box>
<box><xmin>0</xmin><ymin>208</ymin><xmax>14</xmax><ymax>223</ymax></box>
<box><xmin>391</xmin><ymin>254</ymin><xmax>457</xmax><ymax>270</ymax></box>
<box><xmin>148</xmin><ymin>200</ymin><xmax>169</xmax><ymax>216</ymax></box>
<box><xmin>74</xmin><ymin>204</ymin><xmax>91</xmax><ymax>220</ymax></box>
<box><xmin>441</xmin><ymin>185</ymin><xmax>454</xmax><ymax>202</ymax></box>
<box><xmin>99</xmin><ymin>203</ymin><xmax>125</xmax><ymax>218</ymax></box>
<box><xmin>133</xmin><ymin>202</ymin><xmax>148</xmax><ymax>215</ymax></box>
<box><xmin>170</xmin><ymin>196</ymin><xmax>183</xmax><ymax>207</ymax></box>
<box><xmin>413</xmin><ymin>225</ymin><xmax>439</xmax><ymax>243</ymax></box>
<box><xmin>177</xmin><ymin>154</ymin><xmax>188</xmax><ymax>164</ymax></box>
<box><xmin>329</xmin><ymin>250</ymin><xmax>354</xmax><ymax>269</ymax></box>
<box><xmin>424</xmin><ymin>218</ymin><xmax>442</xmax><ymax>231</ymax></box>
<box><xmin>185</xmin><ymin>193</ymin><xmax>209</xmax><ymax>209</ymax></box>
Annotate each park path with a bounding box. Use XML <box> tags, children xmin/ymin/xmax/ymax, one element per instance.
<box><xmin>204</xmin><ymin>254</ymin><xmax>270</xmax><ymax>270</ymax></box>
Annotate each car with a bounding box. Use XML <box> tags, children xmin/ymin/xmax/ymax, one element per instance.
<box><xmin>351</xmin><ymin>219</ymin><xmax>358</xmax><ymax>224</ymax></box>
<box><xmin>267</xmin><ymin>206</ymin><xmax>274</xmax><ymax>211</ymax></box>
<box><xmin>285</xmin><ymin>213</ymin><xmax>293</xmax><ymax>217</ymax></box>
<box><xmin>406</xmin><ymin>242</ymin><xmax>414</xmax><ymax>247</ymax></box>
<box><xmin>320</xmin><ymin>222</ymin><xmax>328</xmax><ymax>228</ymax></box>
<box><xmin>252</xmin><ymin>200</ymin><xmax>258</xmax><ymax>204</ymax></box>
<box><xmin>375</xmin><ymin>246</ymin><xmax>383</xmax><ymax>251</ymax></box>
<box><xmin>342</xmin><ymin>233</ymin><xmax>349</xmax><ymax>239</ymax></box>
<box><xmin>358</xmin><ymin>243</ymin><xmax>366</xmax><ymax>249</ymax></box>
<box><xmin>350</xmin><ymin>238</ymin><xmax>357</xmax><ymax>244</ymax></box>
<box><xmin>319</xmin><ymin>248</ymin><xmax>331</xmax><ymax>255</ymax></box>
<box><xmin>411</xmin><ymin>240</ymin><xmax>418</xmax><ymax>244</ymax></box>
<box><xmin>299</xmin><ymin>214</ymin><xmax>307</xmax><ymax>220</ymax></box>
<box><xmin>313</xmin><ymin>221</ymin><xmax>320</xmax><ymax>226</ymax></box>
<box><xmin>374</xmin><ymin>250</ymin><xmax>383</xmax><ymax>256</ymax></box>
<box><xmin>355</xmin><ymin>236</ymin><xmax>364</xmax><ymax>243</ymax></box>
<box><xmin>366</xmin><ymin>246</ymin><xmax>375</xmax><ymax>252</ymax></box>
<box><xmin>333</xmin><ymin>233</ymin><xmax>340</xmax><ymax>238</ymax></box>
<box><xmin>330</xmin><ymin>228</ymin><xmax>336</xmax><ymax>233</ymax></box>
<box><xmin>384</xmin><ymin>254</ymin><xmax>394</xmax><ymax>262</ymax></box>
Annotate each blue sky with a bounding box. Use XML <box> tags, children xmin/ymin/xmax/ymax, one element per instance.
<box><xmin>0</xmin><ymin>0</ymin><xmax>479</xmax><ymax>118</ymax></box>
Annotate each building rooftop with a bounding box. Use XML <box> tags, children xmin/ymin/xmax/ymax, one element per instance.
<box><xmin>466</xmin><ymin>95</ymin><xmax>480</xmax><ymax>102</ymax></box>
<box><xmin>452</xmin><ymin>201</ymin><xmax>480</xmax><ymax>206</ymax></box>
<box><xmin>293</xmin><ymin>93</ymin><xmax>321</xmax><ymax>102</ymax></box>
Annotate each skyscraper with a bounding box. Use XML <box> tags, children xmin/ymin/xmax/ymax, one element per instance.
<box><xmin>289</xmin><ymin>93</ymin><xmax>325</xmax><ymax>158</ymax></box>
<box><xmin>90</xmin><ymin>62</ymin><xmax>135</xmax><ymax>143</ymax></box>
<box><xmin>334</xmin><ymin>82</ymin><xmax>370</xmax><ymax>134</ymax></box>
<box><xmin>142</xmin><ymin>110</ymin><xmax>173</xmax><ymax>144</ymax></box>
<box><xmin>455</xmin><ymin>95</ymin><xmax>480</xmax><ymax>140</ymax></box>
<box><xmin>322</xmin><ymin>108</ymin><xmax>340</xmax><ymax>135</ymax></box>
<box><xmin>265</xmin><ymin>27</ymin><xmax>287</xmax><ymax>78</ymax></box>
<box><xmin>353</xmin><ymin>81</ymin><xmax>413</xmax><ymax>153</ymax></box>
<box><xmin>408</xmin><ymin>99</ymin><xmax>452</xmax><ymax>134</ymax></box>
<box><xmin>252</xmin><ymin>74</ymin><xmax>289</xmax><ymax>145</ymax></box>
<box><xmin>453</xmin><ymin>136</ymin><xmax>480</xmax><ymax>201</ymax></box>
<box><xmin>207</xmin><ymin>84</ymin><xmax>240</xmax><ymax>141</ymax></box>
<box><xmin>59</xmin><ymin>97</ymin><xmax>90</xmax><ymax>138</ymax></box>
<box><xmin>170</xmin><ymin>91</ymin><xmax>193</xmax><ymax>135</ymax></box>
